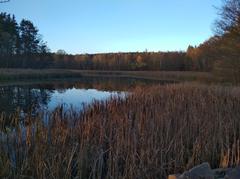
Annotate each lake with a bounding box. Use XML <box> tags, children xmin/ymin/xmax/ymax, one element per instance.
<box><xmin>0</xmin><ymin>77</ymin><xmax>169</xmax><ymax>115</ymax></box>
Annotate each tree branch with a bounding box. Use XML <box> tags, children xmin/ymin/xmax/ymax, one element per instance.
<box><xmin>0</xmin><ymin>0</ymin><xmax>10</xmax><ymax>3</ymax></box>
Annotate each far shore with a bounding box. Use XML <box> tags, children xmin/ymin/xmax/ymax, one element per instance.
<box><xmin>0</xmin><ymin>69</ymin><xmax>214</xmax><ymax>83</ymax></box>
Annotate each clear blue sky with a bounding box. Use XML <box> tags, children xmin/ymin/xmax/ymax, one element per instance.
<box><xmin>0</xmin><ymin>0</ymin><xmax>222</xmax><ymax>54</ymax></box>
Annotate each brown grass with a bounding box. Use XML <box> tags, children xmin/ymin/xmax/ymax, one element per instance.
<box><xmin>0</xmin><ymin>69</ymin><xmax>83</xmax><ymax>81</ymax></box>
<box><xmin>0</xmin><ymin>68</ymin><xmax>213</xmax><ymax>83</ymax></box>
<box><xmin>80</xmin><ymin>70</ymin><xmax>213</xmax><ymax>82</ymax></box>
<box><xmin>0</xmin><ymin>83</ymin><xmax>240</xmax><ymax>178</ymax></box>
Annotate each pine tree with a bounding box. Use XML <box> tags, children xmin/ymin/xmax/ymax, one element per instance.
<box><xmin>19</xmin><ymin>19</ymin><xmax>40</xmax><ymax>54</ymax></box>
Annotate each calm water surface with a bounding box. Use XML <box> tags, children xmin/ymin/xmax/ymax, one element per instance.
<box><xmin>0</xmin><ymin>77</ymin><xmax>169</xmax><ymax>114</ymax></box>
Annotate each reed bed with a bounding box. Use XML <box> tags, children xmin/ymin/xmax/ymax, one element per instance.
<box><xmin>0</xmin><ymin>84</ymin><xmax>240</xmax><ymax>179</ymax></box>
<box><xmin>0</xmin><ymin>69</ymin><xmax>83</xmax><ymax>82</ymax></box>
<box><xmin>0</xmin><ymin>69</ymin><xmax>213</xmax><ymax>83</ymax></box>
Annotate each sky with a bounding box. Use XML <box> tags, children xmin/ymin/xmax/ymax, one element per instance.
<box><xmin>0</xmin><ymin>0</ymin><xmax>222</xmax><ymax>54</ymax></box>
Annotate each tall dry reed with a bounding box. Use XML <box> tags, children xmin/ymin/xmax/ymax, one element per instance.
<box><xmin>0</xmin><ymin>83</ymin><xmax>240</xmax><ymax>178</ymax></box>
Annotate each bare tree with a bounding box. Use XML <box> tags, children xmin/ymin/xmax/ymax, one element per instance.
<box><xmin>0</xmin><ymin>0</ymin><xmax>10</xmax><ymax>3</ymax></box>
<box><xmin>215</xmin><ymin>0</ymin><xmax>240</xmax><ymax>35</ymax></box>
<box><xmin>212</xmin><ymin>0</ymin><xmax>240</xmax><ymax>83</ymax></box>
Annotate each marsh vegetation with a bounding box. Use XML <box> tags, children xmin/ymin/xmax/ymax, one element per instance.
<box><xmin>1</xmin><ymin>83</ymin><xmax>240</xmax><ymax>178</ymax></box>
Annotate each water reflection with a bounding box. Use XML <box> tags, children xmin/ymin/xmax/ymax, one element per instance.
<box><xmin>0</xmin><ymin>86</ymin><xmax>51</xmax><ymax>114</ymax></box>
<box><xmin>47</xmin><ymin>88</ymin><xmax>125</xmax><ymax>111</ymax></box>
<box><xmin>0</xmin><ymin>76</ymin><xmax>168</xmax><ymax>115</ymax></box>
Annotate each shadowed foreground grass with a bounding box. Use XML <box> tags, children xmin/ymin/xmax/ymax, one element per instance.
<box><xmin>0</xmin><ymin>84</ymin><xmax>240</xmax><ymax>178</ymax></box>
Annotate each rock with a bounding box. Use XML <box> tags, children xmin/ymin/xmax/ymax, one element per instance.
<box><xmin>179</xmin><ymin>163</ymin><xmax>214</xmax><ymax>179</ymax></box>
<box><xmin>213</xmin><ymin>168</ymin><xmax>233</xmax><ymax>178</ymax></box>
<box><xmin>167</xmin><ymin>163</ymin><xmax>240</xmax><ymax>179</ymax></box>
<box><xmin>224</xmin><ymin>166</ymin><xmax>240</xmax><ymax>179</ymax></box>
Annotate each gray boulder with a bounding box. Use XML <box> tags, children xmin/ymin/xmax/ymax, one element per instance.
<box><xmin>213</xmin><ymin>168</ymin><xmax>233</xmax><ymax>178</ymax></box>
<box><xmin>224</xmin><ymin>167</ymin><xmax>240</xmax><ymax>179</ymax></box>
<box><xmin>178</xmin><ymin>163</ymin><xmax>214</xmax><ymax>179</ymax></box>
<box><xmin>167</xmin><ymin>163</ymin><xmax>240</xmax><ymax>179</ymax></box>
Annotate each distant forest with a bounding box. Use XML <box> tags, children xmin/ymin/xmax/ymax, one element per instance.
<box><xmin>0</xmin><ymin>0</ymin><xmax>239</xmax><ymax>81</ymax></box>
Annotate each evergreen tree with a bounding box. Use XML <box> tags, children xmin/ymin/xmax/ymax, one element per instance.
<box><xmin>0</xmin><ymin>13</ymin><xmax>19</xmax><ymax>56</ymax></box>
<box><xmin>19</xmin><ymin>19</ymin><xmax>40</xmax><ymax>54</ymax></box>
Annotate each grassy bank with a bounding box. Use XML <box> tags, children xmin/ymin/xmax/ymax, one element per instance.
<box><xmin>0</xmin><ymin>69</ymin><xmax>83</xmax><ymax>82</ymax></box>
<box><xmin>80</xmin><ymin>70</ymin><xmax>214</xmax><ymax>82</ymax></box>
<box><xmin>0</xmin><ymin>69</ymin><xmax>213</xmax><ymax>83</ymax></box>
<box><xmin>1</xmin><ymin>84</ymin><xmax>240</xmax><ymax>178</ymax></box>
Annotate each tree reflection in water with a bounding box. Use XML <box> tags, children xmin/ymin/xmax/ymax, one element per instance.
<box><xmin>0</xmin><ymin>86</ymin><xmax>52</xmax><ymax>115</ymax></box>
<box><xmin>0</xmin><ymin>76</ymin><xmax>169</xmax><ymax>116</ymax></box>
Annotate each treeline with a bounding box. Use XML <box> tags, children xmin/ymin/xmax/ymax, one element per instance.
<box><xmin>1</xmin><ymin>51</ymin><xmax>192</xmax><ymax>71</ymax></box>
<box><xmin>186</xmin><ymin>0</ymin><xmax>240</xmax><ymax>82</ymax></box>
<box><xmin>0</xmin><ymin>13</ymin><xmax>51</xmax><ymax>68</ymax></box>
<box><xmin>0</xmin><ymin>0</ymin><xmax>239</xmax><ymax>82</ymax></box>
<box><xmin>51</xmin><ymin>52</ymin><xmax>189</xmax><ymax>71</ymax></box>
<box><xmin>0</xmin><ymin>13</ymin><xmax>48</xmax><ymax>55</ymax></box>
<box><xmin>0</xmin><ymin>12</ymin><xmax>199</xmax><ymax>71</ymax></box>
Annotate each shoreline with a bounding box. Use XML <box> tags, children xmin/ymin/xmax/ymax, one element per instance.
<box><xmin>0</xmin><ymin>69</ymin><xmax>214</xmax><ymax>84</ymax></box>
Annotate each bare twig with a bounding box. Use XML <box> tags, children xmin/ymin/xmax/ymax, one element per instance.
<box><xmin>0</xmin><ymin>0</ymin><xmax>10</xmax><ymax>3</ymax></box>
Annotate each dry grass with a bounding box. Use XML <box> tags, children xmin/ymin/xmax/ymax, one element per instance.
<box><xmin>0</xmin><ymin>68</ymin><xmax>213</xmax><ymax>83</ymax></box>
<box><xmin>0</xmin><ymin>69</ymin><xmax>83</xmax><ymax>81</ymax></box>
<box><xmin>80</xmin><ymin>70</ymin><xmax>213</xmax><ymax>82</ymax></box>
<box><xmin>0</xmin><ymin>83</ymin><xmax>240</xmax><ymax>178</ymax></box>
